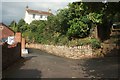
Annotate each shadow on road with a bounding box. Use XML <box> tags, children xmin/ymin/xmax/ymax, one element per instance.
<box><xmin>80</xmin><ymin>30</ymin><xmax>120</xmax><ymax>78</ymax></box>
<box><xmin>104</xmin><ymin>48</ymin><xmax>119</xmax><ymax>57</ymax></box>
<box><xmin>81</xmin><ymin>30</ymin><xmax>120</xmax><ymax>78</ymax></box>
<box><xmin>2</xmin><ymin>55</ymin><xmax>42</xmax><ymax>78</ymax></box>
<box><xmin>27</xmin><ymin>48</ymin><xmax>51</xmax><ymax>55</ymax></box>
<box><xmin>81</xmin><ymin>57</ymin><xmax>119</xmax><ymax>78</ymax></box>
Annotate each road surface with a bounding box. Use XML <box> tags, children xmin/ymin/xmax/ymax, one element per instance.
<box><xmin>2</xmin><ymin>48</ymin><xmax>119</xmax><ymax>78</ymax></box>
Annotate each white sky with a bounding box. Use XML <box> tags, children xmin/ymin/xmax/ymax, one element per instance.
<box><xmin>1</xmin><ymin>0</ymin><xmax>79</xmax><ymax>25</ymax></box>
<box><xmin>1</xmin><ymin>0</ymin><xmax>119</xmax><ymax>25</ymax></box>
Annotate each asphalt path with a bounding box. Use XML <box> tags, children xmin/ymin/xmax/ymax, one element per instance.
<box><xmin>2</xmin><ymin>48</ymin><xmax>119</xmax><ymax>78</ymax></box>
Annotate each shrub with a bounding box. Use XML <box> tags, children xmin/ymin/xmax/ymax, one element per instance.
<box><xmin>68</xmin><ymin>39</ymin><xmax>78</xmax><ymax>46</ymax></box>
<box><xmin>77</xmin><ymin>39</ymin><xmax>88</xmax><ymax>46</ymax></box>
<box><xmin>73</xmin><ymin>38</ymin><xmax>101</xmax><ymax>49</ymax></box>
<box><xmin>58</xmin><ymin>35</ymin><xmax>69</xmax><ymax>45</ymax></box>
<box><xmin>72</xmin><ymin>37</ymin><xmax>91</xmax><ymax>46</ymax></box>
<box><xmin>53</xmin><ymin>37</ymin><xmax>59</xmax><ymax>45</ymax></box>
<box><xmin>67</xmin><ymin>20</ymin><xmax>89</xmax><ymax>38</ymax></box>
<box><xmin>90</xmin><ymin>38</ymin><xmax>101</xmax><ymax>49</ymax></box>
<box><xmin>22</xmin><ymin>32</ymin><xmax>35</xmax><ymax>43</ymax></box>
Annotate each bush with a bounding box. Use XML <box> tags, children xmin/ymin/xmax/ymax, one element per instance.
<box><xmin>69</xmin><ymin>38</ymin><xmax>101</xmax><ymax>49</ymax></box>
<box><xmin>22</xmin><ymin>32</ymin><xmax>35</xmax><ymax>43</ymax></box>
<box><xmin>67</xmin><ymin>20</ymin><xmax>89</xmax><ymax>38</ymax></box>
<box><xmin>68</xmin><ymin>39</ymin><xmax>78</xmax><ymax>46</ymax></box>
<box><xmin>52</xmin><ymin>37</ymin><xmax>59</xmax><ymax>45</ymax></box>
<box><xmin>58</xmin><ymin>35</ymin><xmax>69</xmax><ymax>45</ymax></box>
<box><xmin>67</xmin><ymin>38</ymin><xmax>90</xmax><ymax>46</ymax></box>
<box><xmin>90</xmin><ymin>38</ymin><xmax>101</xmax><ymax>49</ymax></box>
<box><xmin>77</xmin><ymin>38</ymin><xmax>90</xmax><ymax>46</ymax></box>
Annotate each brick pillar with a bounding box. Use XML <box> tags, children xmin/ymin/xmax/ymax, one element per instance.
<box><xmin>14</xmin><ymin>32</ymin><xmax>22</xmax><ymax>43</ymax></box>
<box><xmin>14</xmin><ymin>32</ymin><xmax>21</xmax><ymax>56</ymax></box>
<box><xmin>0</xmin><ymin>25</ymin><xmax>3</xmax><ymax>40</ymax></box>
<box><xmin>22</xmin><ymin>38</ymin><xmax>25</xmax><ymax>49</ymax></box>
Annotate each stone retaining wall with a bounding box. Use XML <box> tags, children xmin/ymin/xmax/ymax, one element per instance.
<box><xmin>26</xmin><ymin>44</ymin><xmax>94</xmax><ymax>59</ymax></box>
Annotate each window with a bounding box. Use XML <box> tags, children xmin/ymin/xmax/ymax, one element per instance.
<box><xmin>40</xmin><ymin>15</ymin><xmax>43</xmax><ymax>18</ymax></box>
<box><xmin>45</xmin><ymin>16</ymin><xmax>47</xmax><ymax>18</ymax></box>
<box><xmin>33</xmin><ymin>14</ymin><xmax>35</xmax><ymax>18</ymax></box>
<box><xmin>0</xmin><ymin>26</ymin><xmax>3</xmax><ymax>30</ymax></box>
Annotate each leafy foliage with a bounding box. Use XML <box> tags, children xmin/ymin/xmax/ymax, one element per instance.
<box><xmin>9</xmin><ymin>2</ymin><xmax>120</xmax><ymax>49</ymax></box>
<box><xmin>67</xmin><ymin>20</ymin><xmax>89</xmax><ymax>38</ymax></box>
<box><xmin>66</xmin><ymin>2</ymin><xmax>92</xmax><ymax>38</ymax></box>
<box><xmin>9</xmin><ymin>21</ymin><xmax>18</xmax><ymax>32</ymax></box>
<box><xmin>87</xmin><ymin>13</ymin><xmax>103</xmax><ymax>24</ymax></box>
<box><xmin>90</xmin><ymin>38</ymin><xmax>101</xmax><ymax>49</ymax></box>
<box><xmin>17</xmin><ymin>19</ymin><xmax>26</xmax><ymax>32</ymax></box>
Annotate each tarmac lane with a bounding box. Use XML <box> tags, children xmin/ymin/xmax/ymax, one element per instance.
<box><xmin>2</xmin><ymin>48</ymin><xmax>119</xmax><ymax>78</ymax></box>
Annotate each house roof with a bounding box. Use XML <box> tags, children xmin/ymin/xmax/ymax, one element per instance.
<box><xmin>26</xmin><ymin>9</ymin><xmax>53</xmax><ymax>15</ymax></box>
<box><xmin>0</xmin><ymin>23</ymin><xmax>15</xmax><ymax>39</ymax></box>
<box><xmin>0</xmin><ymin>23</ymin><xmax>15</xmax><ymax>33</ymax></box>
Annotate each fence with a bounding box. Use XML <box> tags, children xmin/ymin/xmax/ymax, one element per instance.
<box><xmin>2</xmin><ymin>42</ymin><xmax>21</xmax><ymax>70</ymax></box>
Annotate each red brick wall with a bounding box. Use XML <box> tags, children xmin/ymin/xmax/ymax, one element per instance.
<box><xmin>14</xmin><ymin>32</ymin><xmax>21</xmax><ymax>43</ymax></box>
<box><xmin>22</xmin><ymin>38</ymin><xmax>25</xmax><ymax>49</ymax></box>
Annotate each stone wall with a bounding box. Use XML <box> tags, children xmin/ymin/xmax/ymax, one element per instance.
<box><xmin>2</xmin><ymin>42</ymin><xmax>21</xmax><ymax>70</ymax></box>
<box><xmin>26</xmin><ymin>44</ymin><xmax>94</xmax><ymax>59</ymax></box>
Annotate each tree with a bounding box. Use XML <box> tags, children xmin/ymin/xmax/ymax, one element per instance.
<box><xmin>67</xmin><ymin>20</ymin><xmax>89</xmax><ymax>38</ymax></box>
<box><xmin>17</xmin><ymin>19</ymin><xmax>26</xmax><ymax>32</ymax></box>
<box><xmin>21</xmin><ymin>23</ymin><xmax>29</xmax><ymax>32</ymax></box>
<box><xmin>46</xmin><ymin>15</ymin><xmax>59</xmax><ymax>33</ymax></box>
<box><xmin>9</xmin><ymin>20</ymin><xmax>18</xmax><ymax>32</ymax></box>
<box><xmin>56</xmin><ymin>8</ymin><xmax>70</xmax><ymax>34</ymax></box>
<box><xmin>67</xmin><ymin>2</ymin><xmax>91</xmax><ymax>38</ymax></box>
<box><xmin>9</xmin><ymin>2</ymin><xmax>120</xmax><ymax>44</ymax></box>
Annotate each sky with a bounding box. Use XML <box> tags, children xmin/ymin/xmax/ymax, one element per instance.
<box><xmin>0</xmin><ymin>0</ymin><xmax>80</xmax><ymax>25</ymax></box>
<box><xmin>1</xmin><ymin>0</ymin><xmax>119</xmax><ymax>25</ymax></box>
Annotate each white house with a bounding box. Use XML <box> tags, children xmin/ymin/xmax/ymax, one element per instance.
<box><xmin>24</xmin><ymin>6</ymin><xmax>53</xmax><ymax>24</ymax></box>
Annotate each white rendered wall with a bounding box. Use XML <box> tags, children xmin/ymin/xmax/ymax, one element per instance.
<box><xmin>24</xmin><ymin>11</ymin><xmax>48</xmax><ymax>24</ymax></box>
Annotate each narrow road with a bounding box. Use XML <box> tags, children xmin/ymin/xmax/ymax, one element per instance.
<box><xmin>3</xmin><ymin>48</ymin><xmax>119</xmax><ymax>78</ymax></box>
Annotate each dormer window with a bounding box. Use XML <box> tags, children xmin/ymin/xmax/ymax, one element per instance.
<box><xmin>33</xmin><ymin>14</ymin><xmax>35</xmax><ymax>18</ymax></box>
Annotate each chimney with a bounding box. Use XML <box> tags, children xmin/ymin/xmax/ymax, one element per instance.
<box><xmin>48</xmin><ymin>8</ymin><xmax>51</xmax><ymax>13</ymax></box>
<box><xmin>26</xmin><ymin>5</ymin><xmax>29</xmax><ymax>10</ymax></box>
